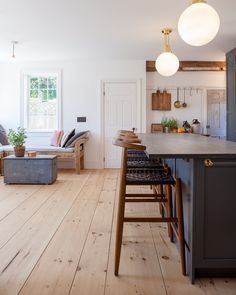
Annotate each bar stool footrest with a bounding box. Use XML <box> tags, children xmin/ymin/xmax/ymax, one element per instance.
<box><xmin>124</xmin><ymin>217</ymin><xmax>178</xmax><ymax>223</ymax></box>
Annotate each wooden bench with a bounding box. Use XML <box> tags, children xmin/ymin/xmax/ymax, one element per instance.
<box><xmin>0</xmin><ymin>137</ymin><xmax>89</xmax><ymax>175</ymax></box>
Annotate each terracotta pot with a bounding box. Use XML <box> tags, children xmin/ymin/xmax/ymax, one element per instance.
<box><xmin>14</xmin><ymin>145</ymin><xmax>25</xmax><ymax>157</ymax></box>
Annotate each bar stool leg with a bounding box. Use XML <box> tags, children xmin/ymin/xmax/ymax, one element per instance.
<box><xmin>155</xmin><ymin>184</ymin><xmax>165</xmax><ymax>218</ymax></box>
<box><xmin>114</xmin><ymin>178</ymin><xmax>126</xmax><ymax>276</ymax></box>
<box><xmin>175</xmin><ymin>178</ymin><xmax>186</xmax><ymax>276</ymax></box>
<box><xmin>166</xmin><ymin>184</ymin><xmax>174</xmax><ymax>242</ymax></box>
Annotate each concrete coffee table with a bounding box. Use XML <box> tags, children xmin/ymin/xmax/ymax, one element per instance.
<box><xmin>3</xmin><ymin>155</ymin><xmax>57</xmax><ymax>184</ymax></box>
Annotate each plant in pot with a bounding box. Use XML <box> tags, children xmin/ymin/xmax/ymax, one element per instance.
<box><xmin>161</xmin><ymin>117</ymin><xmax>178</xmax><ymax>133</ymax></box>
<box><xmin>8</xmin><ymin>127</ymin><xmax>27</xmax><ymax>157</ymax></box>
<box><xmin>161</xmin><ymin>117</ymin><xmax>169</xmax><ymax>133</ymax></box>
<box><xmin>168</xmin><ymin>118</ymin><xmax>178</xmax><ymax>132</ymax></box>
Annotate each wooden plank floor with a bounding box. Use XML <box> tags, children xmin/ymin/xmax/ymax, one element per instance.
<box><xmin>0</xmin><ymin>169</ymin><xmax>235</xmax><ymax>295</ymax></box>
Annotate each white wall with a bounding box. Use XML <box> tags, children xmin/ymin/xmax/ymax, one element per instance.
<box><xmin>0</xmin><ymin>60</ymin><xmax>146</xmax><ymax>168</ymax></box>
<box><xmin>146</xmin><ymin>71</ymin><xmax>226</xmax><ymax>133</ymax></box>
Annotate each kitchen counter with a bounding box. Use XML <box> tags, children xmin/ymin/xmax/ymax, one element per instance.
<box><xmin>138</xmin><ymin>133</ymin><xmax>236</xmax><ymax>282</ymax></box>
<box><xmin>139</xmin><ymin>133</ymin><xmax>236</xmax><ymax>158</ymax></box>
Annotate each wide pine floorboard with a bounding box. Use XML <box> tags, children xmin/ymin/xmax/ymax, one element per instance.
<box><xmin>0</xmin><ymin>170</ymin><xmax>235</xmax><ymax>295</ymax></box>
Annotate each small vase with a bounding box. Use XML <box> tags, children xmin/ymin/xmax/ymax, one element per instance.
<box><xmin>165</xmin><ymin>127</ymin><xmax>170</xmax><ymax>133</ymax></box>
<box><xmin>14</xmin><ymin>145</ymin><xmax>25</xmax><ymax>157</ymax></box>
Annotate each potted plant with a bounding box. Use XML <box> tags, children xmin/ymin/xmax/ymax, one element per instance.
<box><xmin>168</xmin><ymin>118</ymin><xmax>178</xmax><ymax>132</ymax></box>
<box><xmin>8</xmin><ymin>127</ymin><xmax>27</xmax><ymax>157</ymax></box>
<box><xmin>161</xmin><ymin>117</ymin><xmax>178</xmax><ymax>133</ymax></box>
<box><xmin>161</xmin><ymin>117</ymin><xmax>170</xmax><ymax>133</ymax></box>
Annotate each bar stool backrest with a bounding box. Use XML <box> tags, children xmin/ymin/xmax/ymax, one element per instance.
<box><xmin>118</xmin><ymin>130</ymin><xmax>134</xmax><ymax>134</ymax></box>
<box><xmin>112</xmin><ymin>138</ymin><xmax>145</xmax><ymax>150</ymax></box>
<box><xmin>117</xmin><ymin>137</ymin><xmax>141</xmax><ymax>143</ymax></box>
<box><xmin>113</xmin><ymin>138</ymin><xmax>146</xmax><ymax>186</ymax></box>
<box><xmin>119</xmin><ymin>133</ymin><xmax>138</xmax><ymax>139</ymax></box>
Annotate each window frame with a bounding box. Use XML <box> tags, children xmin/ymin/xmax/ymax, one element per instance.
<box><xmin>21</xmin><ymin>70</ymin><xmax>62</xmax><ymax>133</ymax></box>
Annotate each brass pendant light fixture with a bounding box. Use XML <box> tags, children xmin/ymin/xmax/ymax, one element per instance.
<box><xmin>178</xmin><ymin>0</ymin><xmax>220</xmax><ymax>46</ymax></box>
<box><xmin>11</xmin><ymin>41</ymin><xmax>18</xmax><ymax>62</ymax></box>
<box><xmin>155</xmin><ymin>28</ymin><xmax>179</xmax><ymax>77</ymax></box>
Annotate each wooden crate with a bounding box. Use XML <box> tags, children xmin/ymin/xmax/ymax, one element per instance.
<box><xmin>151</xmin><ymin>123</ymin><xmax>163</xmax><ymax>133</ymax></box>
<box><xmin>3</xmin><ymin>155</ymin><xmax>57</xmax><ymax>184</ymax></box>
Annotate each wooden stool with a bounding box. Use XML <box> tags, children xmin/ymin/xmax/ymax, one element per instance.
<box><xmin>113</xmin><ymin>138</ymin><xmax>186</xmax><ymax>276</ymax></box>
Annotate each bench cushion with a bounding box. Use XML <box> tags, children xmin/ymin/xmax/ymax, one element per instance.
<box><xmin>2</xmin><ymin>145</ymin><xmax>75</xmax><ymax>153</ymax></box>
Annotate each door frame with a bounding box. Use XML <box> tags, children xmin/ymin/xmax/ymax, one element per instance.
<box><xmin>100</xmin><ymin>79</ymin><xmax>142</xmax><ymax>169</ymax></box>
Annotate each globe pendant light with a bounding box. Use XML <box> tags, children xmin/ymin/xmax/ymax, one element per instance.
<box><xmin>155</xmin><ymin>28</ymin><xmax>179</xmax><ymax>77</ymax></box>
<box><xmin>178</xmin><ymin>0</ymin><xmax>220</xmax><ymax>46</ymax></box>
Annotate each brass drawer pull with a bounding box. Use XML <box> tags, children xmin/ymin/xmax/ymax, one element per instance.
<box><xmin>204</xmin><ymin>159</ymin><xmax>214</xmax><ymax>167</ymax></box>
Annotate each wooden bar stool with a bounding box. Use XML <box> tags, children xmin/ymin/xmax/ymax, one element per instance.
<box><xmin>113</xmin><ymin>138</ymin><xmax>186</xmax><ymax>276</ymax></box>
<box><xmin>117</xmin><ymin>132</ymin><xmax>169</xmax><ymax>227</ymax></box>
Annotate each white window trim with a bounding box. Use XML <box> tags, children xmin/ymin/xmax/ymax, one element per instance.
<box><xmin>20</xmin><ymin>69</ymin><xmax>62</xmax><ymax>133</ymax></box>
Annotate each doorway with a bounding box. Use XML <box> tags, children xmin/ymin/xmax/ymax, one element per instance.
<box><xmin>102</xmin><ymin>80</ymin><xmax>141</xmax><ymax>168</ymax></box>
<box><xmin>207</xmin><ymin>89</ymin><xmax>226</xmax><ymax>139</ymax></box>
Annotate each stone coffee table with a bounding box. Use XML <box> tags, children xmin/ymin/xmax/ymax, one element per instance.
<box><xmin>3</xmin><ymin>155</ymin><xmax>57</xmax><ymax>184</ymax></box>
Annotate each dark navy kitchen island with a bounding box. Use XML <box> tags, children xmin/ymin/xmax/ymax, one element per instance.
<box><xmin>139</xmin><ymin>133</ymin><xmax>236</xmax><ymax>282</ymax></box>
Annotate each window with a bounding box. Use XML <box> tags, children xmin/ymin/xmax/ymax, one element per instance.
<box><xmin>22</xmin><ymin>71</ymin><xmax>61</xmax><ymax>132</ymax></box>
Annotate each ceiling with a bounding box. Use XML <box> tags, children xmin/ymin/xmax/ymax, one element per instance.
<box><xmin>0</xmin><ymin>0</ymin><xmax>235</xmax><ymax>62</ymax></box>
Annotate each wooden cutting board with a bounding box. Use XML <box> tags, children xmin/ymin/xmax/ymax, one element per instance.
<box><xmin>152</xmin><ymin>90</ymin><xmax>171</xmax><ymax>110</ymax></box>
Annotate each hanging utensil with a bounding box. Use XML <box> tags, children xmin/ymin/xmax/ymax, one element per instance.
<box><xmin>174</xmin><ymin>87</ymin><xmax>181</xmax><ymax>108</ymax></box>
<box><xmin>182</xmin><ymin>88</ymin><xmax>187</xmax><ymax>108</ymax></box>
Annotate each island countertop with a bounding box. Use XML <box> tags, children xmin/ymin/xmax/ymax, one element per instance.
<box><xmin>139</xmin><ymin>133</ymin><xmax>236</xmax><ymax>158</ymax></box>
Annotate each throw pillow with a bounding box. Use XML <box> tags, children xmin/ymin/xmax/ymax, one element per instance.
<box><xmin>61</xmin><ymin>129</ymin><xmax>75</xmax><ymax>148</ymax></box>
<box><xmin>0</xmin><ymin>125</ymin><xmax>6</xmax><ymax>134</ymax></box>
<box><xmin>0</xmin><ymin>125</ymin><xmax>9</xmax><ymax>145</ymax></box>
<box><xmin>65</xmin><ymin>131</ymin><xmax>89</xmax><ymax>148</ymax></box>
<box><xmin>50</xmin><ymin>130</ymin><xmax>64</xmax><ymax>147</ymax></box>
<box><xmin>58</xmin><ymin>130</ymin><xmax>64</xmax><ymax>146</ymax></box>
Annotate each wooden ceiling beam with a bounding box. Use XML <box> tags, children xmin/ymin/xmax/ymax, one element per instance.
<box><xmin>146</xmin><ymin>60</ymin><xmax>226</xmax><ymax>72</ymax></box>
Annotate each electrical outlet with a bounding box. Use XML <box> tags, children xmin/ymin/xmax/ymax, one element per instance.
<box><xmin>77</xmin><ymin>117</ymin><xmax>86</xmax><ymax>122</ymax></box>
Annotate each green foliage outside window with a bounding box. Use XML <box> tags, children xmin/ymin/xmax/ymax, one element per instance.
<box><xmin>29</xmin><ymin>76</ymin><xmax>57</xmax><ymax>102</ymax></box>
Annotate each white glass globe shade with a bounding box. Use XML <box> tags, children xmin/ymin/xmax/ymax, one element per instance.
<box><xmin>155</xmin><ymin>52</ymin><xmax>179</xmax><ymax>77</ymax></box>
<box><xmin>178</xmin><ymin>2</ymin><xmax>220</xmax><ymax>46</ymax></box>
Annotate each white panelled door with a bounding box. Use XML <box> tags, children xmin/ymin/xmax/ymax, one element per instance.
<box><xmin>207</xmin><ymin>89</ymin><xmax>226</xmax><ymax>139</ymax></box>
<box><xmin>104</xmin><ymin>81</ymin><xmax>139</xmax><ymax>168</ymax></box>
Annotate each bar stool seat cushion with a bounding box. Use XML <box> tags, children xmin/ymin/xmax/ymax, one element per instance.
<box><xmin>127</xmin><ymin>157</ymin><xmax>162</xmax><ymax>168</ymax></box>
<box><xmin>127</xmin><ymin>150</ymin><xmax>147</xmax><ymax>158</ymax></box>
<box><xmin>126</xmin><ymin>168</ymin><xmax>175</xmax><ymax>185</ymax></box>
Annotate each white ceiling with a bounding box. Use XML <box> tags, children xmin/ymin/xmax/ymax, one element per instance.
<box><xmin>0</xmin><ymin>0</ymin><xmax>235</xmax><ymax>61</ymax></box>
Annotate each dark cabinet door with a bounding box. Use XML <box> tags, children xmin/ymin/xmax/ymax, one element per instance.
<box><xmin>226</xmin><ymin>48</ymin><xmax>236</xmax><ymax>141</ymax></box>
